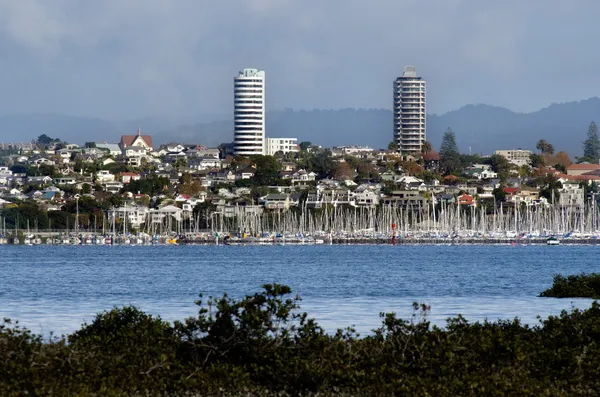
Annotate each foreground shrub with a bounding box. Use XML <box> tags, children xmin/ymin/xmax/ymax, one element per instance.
<box><xmin>540</xmin><ymin>272</ymin><xmax>600</xmax><ymax>298</ymax></box>
<box><xmin>1</xmin><ymin>285</ymin><xmax>600</xmax><ymax>396</ymax></box>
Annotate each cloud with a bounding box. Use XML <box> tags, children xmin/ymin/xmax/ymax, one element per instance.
<box><xmin>0</xmin><ymin>0</ymin><xmax>598</xmax><ymax>119</ymax></box>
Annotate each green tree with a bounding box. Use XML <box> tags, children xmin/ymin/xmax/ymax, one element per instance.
<box><xmin>537</xmin><ymin>174</ymin><xmax>562</xmax><ymax>203</ymax></box>
<box><xmin>487</xmin><ymin>154</ymin><xmax>513</xmax><ymax>181</ymax></box>
<box><xmin>536</xmin><ymin>139</ymin><xmax>554</xmax><ymax>155</ymax></box>
<box><xmin>299</xmin><ymin>141</ymin><xmax>312</xmax><ymax>151</ymax></box>
<box><xmin>421</xmin><ymin>141</ymin><xmax>432</xmax><ymax>154</ymax></box>
<box><xmin>388</xmin><ymin>141</ymin><xmax>398</xmax><ymax>151</ymax></box>
<box><xmin>249</xmin><ymin>155</ymin><xmax>281</xmax><ymax>186</ymax></box>
<box><xmin>439</xmin><ymin>128</ymin><xmax>461</xmax><ymax>175</ymax></box>
<box><xmin>530</xmin><ymin>153</ymin><xmax>545</xmax><ymax>168</ymax></box>
<box><xmin>37</xmin><ymin>134</ymin><xmax>54</xmax><ymax>145</ymax></box>
<box><xmin>583</xmin><ymin>121</ymin><xmax>600</xmax><ymax>162</ymax></box>
<box><xmin>84</xmin><ymin>142</ymin><xmax>96</xmax><ymax>148</ymax></box>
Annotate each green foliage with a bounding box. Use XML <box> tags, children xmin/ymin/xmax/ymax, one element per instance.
<box><xmin>536</xmin><ymin>139</ymin><xmax>554</xmax><ymax>155</ymax></box>
<box><xmin>5</xmin><ymin>285</ymin><xmax>600</xmax><ymax>395</ymax></box>
<box><xmin>387</xmin><ymin>141</ymin><xmax>398</xmax><ymax>151</ymax></box>
<box><xmin>439</xmin><ymin>127</ymin><xmax>461</xmax><ymax>175</ymax></box>
<box><xmin>536</xmin><ymin>174</ymin><xmax>562</xmax><ymax>202</ymax></box>
<box><xmin>123</xmin><ymin>175</ymin><xmax>169</xmax><ymax>196</ymax></box>
<box><xmin>486</xmin><ymin>154</ymin><xmax>513</xmax><ymax>181</ymax></box>
<box><xmin>0</xmin><ymin>201</ymin><xmax>49</xmax><ymax>229</ymax></box>
<box><xmin>530</xmin><ymin>153</ymin><xmax>545</xmax><ymax>168</ymax></box>
<box><xmin>492</xmin><ymin>187</ymin><xmax>507</xmax><ymax>203</ymax></box>
<box><xmin>583</xmin><ymin>121</ymin><xmax>600</xmax><ymax>163</ymax></box>
<box><xmin>37</xmin><ymin>134</ymin><xmax>56</xmax><ymax>145</ymax></box>
<box><xmin>10</xmin><ymin>164</ymin><xmax>28</xmax><ymax>174</ymax></box>
<box><xmin>540</xmin><ymin>273</ymin><xmax>600</xmax><ymax>298</ymax></box>
<box><xmin>299</xmin><ymin>141</ymin><xmax>312</xmax><ymax>151</ymax></box>
<box><xmin>250</xmin><ymin>155</ymin><xmax>282</xmax><ymax>186</ymax></box>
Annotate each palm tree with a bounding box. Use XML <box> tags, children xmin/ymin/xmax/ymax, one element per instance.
<box><xmin>536</xmin><ymin>139</ymin><xmax>554</xmax><ymax>155</ymax></box>
<box><xmin>421</xmin><ymin>141</ymin><xmax>433</xmax><ymax>154</ymax></box>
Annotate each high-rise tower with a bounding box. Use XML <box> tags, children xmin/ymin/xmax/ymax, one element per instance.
<box><xmin>233</xmin><ymin>68</ymin><xmax>265</xmax><ymax>156</ymax></box>
<box><xmin>393</xmin><ymin>66</ymin><xmax>426</xmax><ymax>154</ymax></box>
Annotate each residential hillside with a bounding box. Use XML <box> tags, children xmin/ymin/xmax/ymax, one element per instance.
<box><xmin>2</xmin><ymin>97</ymin><xmax>600</xmax><ymax>155</ymax></box>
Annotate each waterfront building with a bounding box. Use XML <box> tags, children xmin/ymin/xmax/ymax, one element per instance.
<box><xmin>234</xmin><ymin>68</ymin><xmax>265</xmax><ymax>156</ymax></box>
<box><xmin>265</xmin><ymin>138</ymin><xmax>299</xmax><ymax>156</ymax></box>
<box><xmin>393</xmin><ymin>66</ymin><xmax>426</xmax><ymax>155</ymax></box>
<box><xmin>495</xmin><ymin>149</ymin><xmax>532</xmax><ymax>166</ymax></box>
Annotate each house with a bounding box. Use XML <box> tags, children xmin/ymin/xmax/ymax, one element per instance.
<box><xmin>54</xmin><ymin>177</ymin><xmax>77</xmax><ymax>185</ymax></box>
<box><xmin>354</xmin><ymin>190</ymin><xmax>380</xmax><ymax>207</ymax></box>
<box><xmin>120</xmin><ymin>172</ymin><xmax>141</xmax><ymax>184</ymax></box>
<box><xmin>107</xmin><ymin>206</ymin><xmax>150</xmax><ymax>228</ymax></box>
<box><xmin>96</xmin><ymin>143</ymin><xmax>122</xmax><ymax>156</ymax></box>
<box><xmin>238</xmin><ymin>166</ymin><xmax>256</xmax><ymax>180</ymax></box>
<box><xmin>422</xmin><ymin>151</ymin><xmax>441</xmax><ymax>172</ymax></box>
<box><xmin>260</xmin><ymin>194</ymin><xmax>291</xmax><ymax>210</ymax></box>
<box><xmin>381</xmin><ymin>191</ymin><xmax>429</xmax><ymax>209</ymax></box>
<box><xmin>458</xmin><ymin>193</ymin><xmax>476</xmax><ymax>207</ymax></box>
<box><xmin>188</xmin><ymin>156</ymin><xmax>222</xmax><ymax>170</ymax></box>
<box><xmin>281</xmin><ymin>162</ymin><xmax>296</xmax><ymax>172</ymax></box>
<box><xmin>27</xmin><ymin>176</ymin><xmax>53</xmax><ymax>185</ymax></box>
<box><xmin>96</xmin><ymin>170</ymin><xmax>115</xmax><ymax>183</ymax></box>
<box><xmin>122</xmin><ymin>146</ymin><xmax>146</xmax><ymax>158</ymax></box>
<box><xmin>566</xmin><ymin>163</ymin><xmax>600</xmax><ymax>176</ymax></box>
<box><xmin>120</xmin><ymin>127</ymin><xmax>153</xmax><ymax>151</ymax></box>
<box><xmin>306</xmin><ymin>188</ymin><xmax>356</xmax><ymax>208</ymax></box>
<box><xmin>288</xmin><ymin>169</ymin><xmax>317</xmax><ymax>183</ymax></box>
<box><xmin>31</xmin><ymin>157</ymin><xmax>55</xmax><ymax>167</ymax></box>
<box><xmin>104</xmin><ymin>181</ymin><xmax>124</xmax><ymax>193</ymax></box>
<box><xmin>195</xmin><ymin>148</ymin><xmax>220</xmax><ymax>159</ymax></box>
<box><xmin>558</xmin><ymin>181</ymin><xmax>585</xmax><ymax>207</ymax></box>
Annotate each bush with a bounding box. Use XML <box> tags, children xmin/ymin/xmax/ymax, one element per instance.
<box><xmin>2</xmin><ymin>285</ymin><xmax>600</xmax><ymax>396</ymax></box>
<box><xmin>540</xmin><ymin>273</ymin><xmax>600</xmax><ymax>298</ymax></box>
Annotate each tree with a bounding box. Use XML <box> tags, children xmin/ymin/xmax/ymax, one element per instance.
<box><xmin>487</xmin><ymin>154</ymin><xmax>513</xmax><ymax>180</ymax></box>
<box><xmin>81</xmin><ymin>183</ymin><xmax>92</xmax><ymax>194</ymax></box>
<box><xmin>178</xmin><ymin>174</ymin><xmax>204</xmax><ymax>196</ymax></box>
<box><xmin>583</xmin><ymin>121</ymin><xmax>600</xmax><ymax>163</ymax></box>
<box><xmin>439</xmin><ymin>128</ymin><xmax>461</xmax><ymax>175</ymax></box>
<box><xmin>37</xmin><ymin>134</ymin><xmax>54</xmax><ymax>145</ymax></box>
<box><xmin>85</xmin><ymin>142</ymin><xmax>97</xmax><ymax>148</ymax></box>
<box><xmin>332</xmin><ymin>162</ymin><xmax>355</xmax><ymax>180</ymax></box>
<box><xmin>492</xmin><ymin>187</ymin><xmax>507</xmax><ymax>203</ymax></box>
<box><xmin>536</xmin><ymin>139</ymin><xmax>554</xmax><ymax>155</ymax></box>
<box><xmin>356</xmin><ymin>163</ymin><xmax>379</xmax><ymax>181</ymax></box>
<box><xmin>249</xmin><ymin>155</ymin><xmax>281</xmax><ymax>186</ymax></box>
<box><xmin>538</xmin><ymin>174</ymin><xmax>562</xmax><ymax>203</ymax></box>
<box><xmin>421</xmin><ymin>141</ymin><xmax>432</xmax><ymax>154</ymax></box>
<box><xmin>530</xmin><ymin>153</ymin><xmax>545</xmax><ymax>169</ymax></box>
<box><xmin>299</xmin><ymin>141</ymin><xmax>312</xmax><ymax>152</ymax></box>
<box><xmin>388</xmin><ymin>141</ymin><xmax>398</xmax><ymax>151</ymax></box>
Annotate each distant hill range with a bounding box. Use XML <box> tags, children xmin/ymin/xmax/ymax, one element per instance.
<box><xmin>2</xmin><ymin>98</ymin><xmax>600</xmax><ymax>156</ymax></box>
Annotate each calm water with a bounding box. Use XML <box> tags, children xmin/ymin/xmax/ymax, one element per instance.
<box><xmin>0</xmin><ymin>245</ymin><xmax>597</xmax><ymax>335</ymax></box>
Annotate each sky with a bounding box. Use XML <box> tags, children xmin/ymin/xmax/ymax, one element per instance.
<box><xmin>0</xmin><ymin>0</ymin><xmax>600</xmax><ymax>121</ymax></box>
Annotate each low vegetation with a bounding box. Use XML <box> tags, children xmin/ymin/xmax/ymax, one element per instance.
<box><xmin>2</xmin><ymin>284</ymin><xmax>600</xmax><ymax>396</ymax></box>
<box><xmin>540</xmin><ymin>273</ymin><xmax>600</xmax><ymax>298</ymax></box>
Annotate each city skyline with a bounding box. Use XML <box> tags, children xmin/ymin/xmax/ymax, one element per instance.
<box><xmin>0</xmin><ymin>1</ymin><xmax>599</xmax><ymax>121</ymax></box>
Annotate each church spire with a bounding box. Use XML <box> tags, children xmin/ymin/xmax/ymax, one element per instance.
<box><xmin>137</xmin><ymin>125</ymin><xmax>141</xmax><ymax>136</ymax></box>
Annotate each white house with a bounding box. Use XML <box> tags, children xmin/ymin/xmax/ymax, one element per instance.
<box><xmin>96</xmin><ymin>170</ymin><xmax>115</xmax><ymax>183</ymax></box>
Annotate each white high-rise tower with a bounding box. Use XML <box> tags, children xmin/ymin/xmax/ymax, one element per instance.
<box><xmin>234</xmin><ymin>68</ymin><xmax>265</xmax><ymax>156</ymax></box>
<box><xmin>393</xmin><ymin>66</ymin><xmax>426</xmax><ymax>154</ymax></box>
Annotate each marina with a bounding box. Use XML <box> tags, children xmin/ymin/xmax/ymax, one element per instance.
<box><xmin>1</xmin><ymin>201</ymin><xmax>599</xmax><ymax>245</ymax></box>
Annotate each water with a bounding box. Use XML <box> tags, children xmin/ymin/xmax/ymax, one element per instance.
<box><xmin>0</xmin><ymin>245</ymin><xmax>597</xmax><ymax>336</ymax></box>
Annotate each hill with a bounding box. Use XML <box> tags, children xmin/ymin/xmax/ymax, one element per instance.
<box><xmin>2</xmin><ymin>98</ymin><xmax>600</xmax><ymax>156</ymax></box>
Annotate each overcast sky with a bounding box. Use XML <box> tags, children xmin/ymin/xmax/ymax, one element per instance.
<box><xmin>0</xmin><ymin>0</ymin><xmax>599</xmax><ymax>120</ymax></box>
